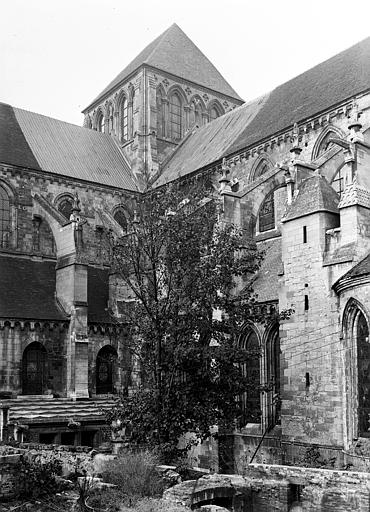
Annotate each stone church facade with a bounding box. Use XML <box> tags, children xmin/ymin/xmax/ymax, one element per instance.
<box><xmin>1</xmin><ymin>23</ymin><xmax>370</xmax><ymax>469</ymax></box>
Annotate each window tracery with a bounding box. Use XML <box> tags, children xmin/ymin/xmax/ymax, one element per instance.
<box><xmin>331</xmin><ymin>167</ymin><xmax>345</xmax><ymax>198</ymax></box>
<box><xmin>57</xmin><ymin>196</ymin><xmax>74</xmax><ymax>221</ymax></box>
<box><xmin>258</xmin><ymin>191</ymin><xmax>275</xmax><ymax>232</ymax></box>
<box><xmin>0</xmin><ymin>184</ymin><xmax>10</xmax><ymax>248</ymax></box>
<box><xmin>240</xmin><ymin>330</ymin><xmax>261</xmax><ymax>425</ymax></box>
<box><xmin>169</xmin><ymin>93</ymin><xmax>182</xmax><ymax>140</ymax></box>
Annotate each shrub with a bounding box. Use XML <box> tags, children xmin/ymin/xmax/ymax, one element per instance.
<box><xmin>14</xmin><ymin>454</ymin><xmax>63</xmax><ymax>499</ymax></box>
<box><xmin>100</xmin><ymin>450</ymin><xmax>165</xmax><ymax>500</ymax></box>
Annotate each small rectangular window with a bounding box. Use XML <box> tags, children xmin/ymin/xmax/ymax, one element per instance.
<box><xmin>304</xmin><ymin>295</ymin><xmax>309</xmax><ymax>311</ymax></box>
<box><xmin>303</xmin><ymin>225</ymin><xmax>307</xmax><ymax>243</ymax></box>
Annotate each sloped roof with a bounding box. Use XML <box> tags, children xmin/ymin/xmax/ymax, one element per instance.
<box><xmin>252</xmin><ymin>238</ymin><xmax>282</xmax><ymax>302</ymax></box>
<box><xmin>283</xmin><ymin>174</ymin><xmax>339</xmax><ymax>222</ymax></box>
<box><xmin>336</xmin><ymin>253</ymin><xmax>370</xmax><ymax>281</ymax></box>
<box><xmin>5</xmin><ymin>397</ymin><xmax>115</xmax><ymax>424</ymax></box>
<box><xmin>156</xmin><ymin>36</ymin><xmax>370</xmax><ymax>184</ymax></box>
<box><xmin>0</xmin><ymin>102</ymin><xmax>137</xmax><ymax>191</ymax></box>
<box><xmin>85</xmin><ymin>23</ymin><xmax>242</xmax><ymax>109</ymax></box>
<box><xmin>228</xmin><ymin>36</ymin><xmax>370</xmax><ymax>155</ymax></box>
<box><xmin>0</xmin><ymin>256</ymin><xmax>67</xmax><ymax>321</ymax></box>
<box><xmin>155</xmin><ymin>94</ymin><xmax>269</xmax><ymax>186</ymax></box>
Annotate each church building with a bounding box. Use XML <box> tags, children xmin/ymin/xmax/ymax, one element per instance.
<box><xmin>1</xmin><ymin>23</ymin><xmax>370</xmax><ymax>469</ymax></box>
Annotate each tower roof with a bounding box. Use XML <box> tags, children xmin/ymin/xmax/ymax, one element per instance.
<box><xmin>283</xmin><ymin>174</ymin><xmax>339</xmax><ymax>222</ymax></box>
<box><xmin>84</xmin><ymin>23</ymin><xmax>242</xmax><ymax>110</ymax></box>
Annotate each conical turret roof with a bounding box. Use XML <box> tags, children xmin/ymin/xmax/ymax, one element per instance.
<box><xmin>84</xmin><ymin>23</ymin><xmax>242</xmax><ymax>110</ymax></box>
<box><xmin>283</xmin><ymin>174</ymin><xmax>339</xmax><ymax>222</ymax></box>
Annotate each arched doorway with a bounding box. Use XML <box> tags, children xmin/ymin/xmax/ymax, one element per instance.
<box><xmin>96</xmin><ymin>346</ymin><xmax>118</xmax><ymax>394</ymax></box>
<box><xmin>22</xmin><ymin>342</ymin><xmax>48</xmax><ymax>395</ymax></box>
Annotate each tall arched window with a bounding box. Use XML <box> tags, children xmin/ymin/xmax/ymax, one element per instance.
<box><xmin>266</xmin><ymin>327</ymin><xmax>281</xmax><ymax>427</ymax></box>
<box><xmin>96</xmin><ymin>346</ymin><xmax>118</xmax><ymax>394</ymax></box>
<box><xmin>240</xmin><ymin>330</ymin><xmax>261</xmax><ymax>425</ymax></box>
<box><xmin>169</xmin><ymin>93</ymin><xmax>182</xmax><ymax>140</ymax></box>
<box><xmin>156</xmin><ymin>89</ymin><xmax>165</xmax><ymax>138</ymax></box>
<box><xmin>357</xmin><ymin>312</ymin><xmax>370</xmax><ymax>436</ymax></box>
<box><xmin>58</xmin><ymin>196</ymin><xmax>74</xmax><ymax>221</ymax></box>
<box><xmin>209</xmin><ymin>107</ymin><xmax>220</xmax><ymax>121</ymax></box>
<box><xmin>114</xmin><ymin>208</ymin><xmax>127</xmax><ymax>232</ymax></box>
<box><xmin>22</xmin><ymin>342</ymin><xmax>48</xmax><ymax>395</ymax></box>
<box><xmin>0</xmin><ymin>185</ymin><xmax>10</xmax><ymax>248</ymax></box>
<box><xmin>121</xmin><ymin>97</ymin><xmax>128</xmax><ymax>141</ymax></box>
<box><xmin>97</xmin><ymin>113</ymin><xmax>105</xmax><ymax>133</ymax></box>
<box><xmin>258</xmin><ymin>191</ymin><xmax>275</xmax><ymax>232</ymax></box>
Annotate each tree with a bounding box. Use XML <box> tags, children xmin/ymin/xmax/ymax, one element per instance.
<box><xmin>105</xmin><ymin>180</ymin><xmax>272</xmax><ymax>461</ymax></box>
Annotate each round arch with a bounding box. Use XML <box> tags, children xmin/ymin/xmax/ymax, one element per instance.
<box><xmin>96</xmin><ymin>345</ymin><xmax>118</xmax><ymax>395</ymax></box>
<box><xmin>22</xmin><ymin>342</ymin><xmax>48</xmax><ymax>395</ymax></box>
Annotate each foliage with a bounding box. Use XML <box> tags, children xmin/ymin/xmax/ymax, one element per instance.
<box><xmin>100</xmin><ymin>450</ymin><xmax>165</xmax><ymax>500</ymax></box>
<box><xmin>119</xmin><ymin>498</ymin><xmax>191</xmax><ymax>512</ymax></box>
<box><xmin>14</xmin><ymin>454</ymin><xmax>63</xmax><ymax>499</ymax></box>
<box><xmin>106</xmin><ymin>180</ymin><xmax>276</xmax><ymax>460</ymax></box>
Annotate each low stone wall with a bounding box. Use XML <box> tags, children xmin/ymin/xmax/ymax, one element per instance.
<box><xmin>0</xmin><ymin>454</ymin><xmax>21</xmax><ymax>499</ymax></box>
<box><xmin>164</xmin><ymin>464</ymin><xmax>370</xmax><ymax>511</ymax></box>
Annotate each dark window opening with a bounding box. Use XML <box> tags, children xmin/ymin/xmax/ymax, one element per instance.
<box><xmin>332</xmin><ymin>168</ymin><xmax>345</xmax><ymax>199</ymax></box>
<box><xmin>303</xmin><ymin>225</ymin><xmax>307</xmax><ymax>243</ymax></box>
<box><xmin>81</xmin><ymin>431</ymin><xmax>96</xmax><ymax>447</ymax></box>
<box><xmin>0</xmin><ymin>185</ymin><xmax>10</xmax><ymax>248</ymax></box>
<box><xmin>96</xmin><ymin>345</ymin><xmax>118</xmax><ymax>394</ymax></box>
<box><xmin>357</xmin><ymin>312</ymin><xmax>370</xmax><ymax>436</ymax></box>
<box><xmin>304</xmin><ymin>295</ymin><xmax>309</xmax><ymax>311</ymax></box>
<box><xmin>58</xmin><ymin>197</ymin><xmax>74</xmax><ymax>221</ymax></box>
<box><xmin>288</xmin><ymin>484</ymin><xmax>304</xmax><ymax>505</ymax></box>
<box><xmin>266</xmin><ymin>328</ymin><xmax>281</xmax><ymax>427</ymax></box>
<box><xmin>39</xmin><ymin>432</ymin><xmax>57</xmax><ymax>444</ymax></box>
<box><xmin>170</xmin><ymin>93</ymin><xmax>182</xmax><ymax>140</ymax></box>
<box><xmin>259</xmin><ymin>192</ymin><xmax>275</xmax><ymax>232</ymax></box>
<box><xmin>114</xmin><ymin>209</ymin><xmax>128</xmax><ymax>232</ymax></box>
<box><xmin>22</xmin><ymin>342</ymin><xmax>48</xmax><ymax>395</ymax></box>
<box><xmin>61</xmin><ymin>432</ymin><xmax>76</xmax><ymax>446</ymax></box>
<box><xmin>240</xmin><ymin>331</ymin><xmax>261</xmax><ymax>425</ymax></box>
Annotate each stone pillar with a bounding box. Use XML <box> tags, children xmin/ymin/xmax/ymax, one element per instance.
<box><xmin>184</xmin><ymin>105</ymin><xmax>190</xmax><ymax>133</ymax></box>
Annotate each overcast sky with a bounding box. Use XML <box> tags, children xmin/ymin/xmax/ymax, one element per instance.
<box><xmin>1</xmin><ymin>0</ymin><xmax>370</xmax><ymax>126</ymax></box>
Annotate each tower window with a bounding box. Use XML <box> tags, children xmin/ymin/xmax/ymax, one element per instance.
<box><xmin>303</xmin><ymin>225</ymin><xmax>307</xmax><ymax>243</ymax></box>
<box><xmin>169</xmin><ymin>93</ymin><xmax>182</xmax><ymax>140</ymax></box>
<box><xmin>121</xmin><ymin>97</ymin><xmax>128</xmax><ymax>141</ymax></box>
<box><xmin>304</xmin><ymin>295</ymin><xmax>309</xmax><ymax>311</ymax></box>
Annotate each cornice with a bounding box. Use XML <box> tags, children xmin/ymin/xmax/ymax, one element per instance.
<box><xmin>333</xmin><ymin>274</ymin><xmax>370</xmax><ymax>295</ymax></box>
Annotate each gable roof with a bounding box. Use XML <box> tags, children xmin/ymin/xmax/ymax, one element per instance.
<box><xmin>85</xmin><ymin>23</ymin><xmax>242</xmax><ymax>110</ymax></box>
<box><xmin>283</xmin><ymin>174</ymin><xmax>339</xmax><ymax>222</ymax></box>
<box><xmin>228</xmin><ymin>36</ymin><xmax>370</xmax><ymax>155</ymax></box>
<box><xmin>0</xmin><ymin>256</ymin><xmax>67</xmax><ymax>321</ymax></box>
<box><xmin>155</xmin><ymin>94</ymin><xmax>269</xmax><ymax>186</ymax></box>
<box><xmin>0</xmin><ymin>102</ymin><xmax>138</xmax><ymax>191</ymax></box>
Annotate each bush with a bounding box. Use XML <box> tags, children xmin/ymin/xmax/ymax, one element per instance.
<box><xmin>14</xmin><ymin>454</ymin><xmax>63</xmax><ymax>499</ymax></box>
<box><xmin>120</xmin><ymin>497</ymin><xmax>191</xmax><ymax>512</ymax></box>
<box><xmin>100</xmin><ymin>450</ymin><xmax>165</xmax><ymax>501</ymax></box>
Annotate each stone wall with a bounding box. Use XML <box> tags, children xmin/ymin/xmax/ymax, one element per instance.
<box><xmin>165</xmin><ymin>463</ymin><xmax>370</xmax><ymax>511</ymax></box>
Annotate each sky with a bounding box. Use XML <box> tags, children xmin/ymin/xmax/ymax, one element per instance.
<box><xmin>1</xmin><ymin>0</ymin><xmax>370</xmax><ymax>126</ymax></box>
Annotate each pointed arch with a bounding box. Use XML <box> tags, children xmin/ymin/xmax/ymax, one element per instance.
<box><xmin>312</xmin><ymin>125</ymin><xmax>346</xmax><ymax>160</ymax></box>
<box><xmin>22</xmin><ymin>342</ymin><xmax>48</xmax><ymax>395</ymax></box>
<box><xmin>207</xmin><ymin>99</ymin><xmax>224</xmax><ymax>121</ymax></box>
<box><xmin>168</xmin><ymin>88</ymin><xmax>184</xmax><ymax>141</ymax></box>
<box><xmin>250</xmin><ymin>155</ymin><xmax>274</xmax><ymax>182</ymax></box>
<box><xmin>96</xmin><ymin>345</ymin><xmax>118</xmax><ymax>394</ymax></box>
<box><xmin>94</xmin><ymin>108</ymin><xmax>105</xmax><ymax>133</ymax></box>
<box><xmin>239</xmin><ymin>324</ymin><xmax>262</xmax><ymax>426</ymax></box>
<box><xmin>342</xmin><ymin>298</ymin><xmax>370</xmax><ymax>443</ymax></box>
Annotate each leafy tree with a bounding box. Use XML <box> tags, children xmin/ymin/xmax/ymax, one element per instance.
<box><xmin>105</xmin><ymin>181</ymin><xmax>273</xmax><ymax>461</ymax></box>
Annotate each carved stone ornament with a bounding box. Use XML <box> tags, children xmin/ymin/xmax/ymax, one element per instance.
<box><xmin>203</xmin><ymin>93</ymin><xmax>209</xmax><ymax>103</ymax></box>
<box><xmin>185</xmin><ymin>86</ymin><xmax>192</xmax><ymax>95</ymax></box>
<box><xmin>163</xmin><ymin>78</ymin><xmax>169</xmax><ymax>87</ymax></box>
<box><xmin>223</xmin><ymin>100</ymin><xmax>229</xmax><ymax>108</ymax></box>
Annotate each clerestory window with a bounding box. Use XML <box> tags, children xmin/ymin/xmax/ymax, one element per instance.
<box><xmin>0</xmin><ymin>185</ymin><xmax>10</xmax><ymax>248</ymax></box>
<box><xmin>169</xmin><ymin>93</ymin><xmax>182</xmax><ymax>140</ymax></box>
